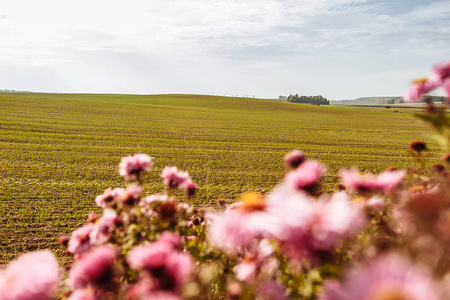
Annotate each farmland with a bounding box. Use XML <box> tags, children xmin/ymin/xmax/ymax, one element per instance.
<box><xmin>0</xmin><ymin>93</ymin><xmax>440</xmax><ymax>263</ymax></box>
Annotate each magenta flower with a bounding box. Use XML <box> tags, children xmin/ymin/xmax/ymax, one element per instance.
<box><xmin>319</xmin><ymin>253</ymin><xmax>442</xmax><ymax>300</ymax></box>
<box><xmin>284</xmin><ymin>149</ymin><xmax>305</xmax><ymax>169</ymax></box>
<box><xmin>284</xmin><ymin>160</ymin><xmax>326</xmax><ymax>191</ymax></box>
<box><xmin>119</xmin><ymin>154</ymin><xmax>153</xmax><ymax>181</ymax></box>
<box><xmin>68</xmin><ymin>246</ymin><xmax>117</xmax><ymax>289</ymax></box>
<box><xmin>67</xmin><ymin>223</ymin><xmax>95</xmax><ymax>256</ymax></box>
<box><xmin>0</xmin><ymin>250</ymin><xmax>61</xmax><ymax>300</ymax></box>
<box><xmin>161</xmin><ymin>166</ymin><xmax>190</xmax><ymax>189</ymax></box>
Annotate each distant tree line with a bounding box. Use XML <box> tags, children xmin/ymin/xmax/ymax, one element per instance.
<box><xmin>287</xmin><ymin>94</ymin><xmax>329</xmax><ymax>105</ymax></box>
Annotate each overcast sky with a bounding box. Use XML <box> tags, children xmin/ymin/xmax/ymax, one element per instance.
<box><xmin>1</xmin><ymin>0</ymin><xmax>449</xmax><ymax>99</ymax></box>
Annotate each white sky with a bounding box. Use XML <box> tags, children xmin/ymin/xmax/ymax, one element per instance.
<box><xmin>0</xmin><ymin>0</ymin><xmax>449</xmax><ymax>99</ymax></box>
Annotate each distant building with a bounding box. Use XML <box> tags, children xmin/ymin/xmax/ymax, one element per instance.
<box><xmin>279</xmin><ymin>95</ymin><xmax>287</xmax><ymax>100</ymax></box>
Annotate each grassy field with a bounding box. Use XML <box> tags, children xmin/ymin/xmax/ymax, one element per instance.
<box><xmin>0</xmin><ymin>92</ymin><xmax>440</xmax><ymax>263</ymax></box>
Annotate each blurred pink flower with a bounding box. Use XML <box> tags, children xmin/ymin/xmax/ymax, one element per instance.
<box><xmin>118</xmin><ymin>184</ymin><xmax>142</xmax><ymax>207</ymax></box>
<box><xmin>209</xmin><ymin>192</ymin><xmax>283</xmax><ymax>251</ymax></box>
<box><xmin>280</xmin><ymin>192</ymin><xmax>365</xmax><ymax>263</ymax></box>
<box><xmin>265</xmin><ymin>187</ymin><xmax>365</xmax><ymax>263</ymax></box>
<box><xmin>340</xmin><ymin>169</ymin><xmax>405</xmax><ymax>194</ymax></box>
<box><xmin>284</xmin><ymin>149</ymin><xmax>305</xmax><ymax>169</ymax></box>
<box><xmin>67</xmin><ymin>223</ymin><xmax>95</xmax><ymax>256</ymax></box>
<box><xmin>319</xmin><ymin>253</ymin><xmax>442</xmax><ymax>300</ymax></box>
<box><xmin>95</xmin><ymin>187</ymin><xmax>125</xmax><ymax>208</ymax></box>
<box><xmin>161</xmin><ymin>166</ymin><xmax>190</xmax><ymax>189</ymax></box>
<box><xmin>127</xmin><ymin>239</ymin><xmax>193</xmax><ymax>291</ymax></box>
<box><xmin>68</xmin><ymin>246</ymin><xmax>117</xmax><ymax>289</ymax></box>
<box><xmin>0</xmin><ymin>250</ymin><xmax>61</xmax><ymax>300</ymax></box>
<box><xmin>403</xmin><ymin>78</ymin><xmax>439</xmax><ymax>102</ymax></box>
<box><xmin>119</xmin><ymin>154</ymin><xmax>153</xmax><ymax>181</ymax></box>
<box><xmin>159</xmin><ymin>231</ymin><xmax>182</xmax><ymax>249</ymax></box>
<box><xmin>432</xmin><ymin>61</ymin><xmax>450</xmax><ymax>83</ymax></box>
<box><xmin>89</xmin><ymin>209</ymin><xmax>117</xmax><ymax>245</ymax></box>
<box><xmin>376</xmin><ymin>170</ymin><xmax>406</xmax><ymax>194</ymax></box>
<box><xmin>182</xmin><ymin>178</ymin><xmax>197</xmax><ymax>197</ymax></box>
<box><xmin>307</xmin><ymin>192</ymin><xmax>366</xmax><ymax>250</ymax></box>
<box><xmin>284</xmin><ymin>160</ymin><xmax>326</xmax><ymax>191</ymax></box>
<box><xmin>442</xmin><ymin>79</ymin><xmax>450</xmax><ymax>97</ymax></box>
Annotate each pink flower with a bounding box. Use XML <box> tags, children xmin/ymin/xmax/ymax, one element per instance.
<box><xmin>127</xmin><ymin>240</ymin><xmax>193</xmax><ymax>291</ymax></box>
<box><xmin>284</xmin><ymin>149</ymin><xmax>305</xmax><ymax>169</ymax></box>
<box><xmin>281</xmin><ymin>192</ymin><xmax>365</xmax><ymax>263</ymax></box>
<box><xmin>67</xmin><ymin>223</ymin><xmax>95</xmax><ymax>256</ymax></box>
<box><xmin>375</xmin><ymin>170</ymin><xmax>406</xmax><ymax>194</ymax></box>
<box><xmin>208</xmin><ymin>192</ymin><xmax>283</xmax><ymax>251</ymax></box>
<box><xmin>119</xmin><ymin>154</ymin><xmax>153</xmax><ymax>181</ymax></box>
<box><xmin>161</xmin><ymin>166</ymin><xmax>190</xmax><ymax>189</ymax></box>
<box><xmin>68</xmin><ymin>246</ymin><xmax>117</xmax><ymax>289</ymax></box>
<box><xmin>307</xmin><ymin>192</ymin><xmax>365</xmax><ymax>250</ymax></box>
<box><xmin>266</xmin><ymin>187</ymin><xmax>365</xmax><ymax>263</ymax></box>
<box><xmin>340</xmin><ymin>169</ymin><xmax>405</xmax><ymax>194</ymax></box>
<box><xmin>118</xmin><ymin>184</ymin><xmax>142</xmax><ymax>207</ymax></box>
<box><xmin>284</xmin><ymin>160</ymin><xmax>326</xmax><ymax>191</ymax></box>
<box><xmin>159</xmin><ymin>231</ymin><xmax>183</xmax><ymax>249</ymax></box>
<box><xmin>442</xmin><ymin>78</ymin><xmax>450</xmax><ymax>97</ymax></box>
<box><xmin>0</xmin><ymin>250</ymin><xmax>61</xmax><ymax>300</ymax></box>
<box><xmin>89</xmin><ymin>209</ymin><xmax>117</xmax><ymax>245</ymax></box>
<box><xmin>182</xmin><ymin>178</ymin><xmax>197</xmax><ymax>197</ymax></box>
<box><xmin>403</xmin><ymin>78</ymin><xmax>439</xmax><ymax>102</ymax></box>
<box><xmin>432</xmin><ymin>61</ymin><xmax>450</xmax><ymax>83</ymax></box>
<box><xmin>319</xmin><ymin>253</ymin><xmax>442</xmax><ymax>300</ymax></box>
<box><xmin>95</xmin><ymin>187</ymin><xmax>125</xmax><ymax>208</ymax></box>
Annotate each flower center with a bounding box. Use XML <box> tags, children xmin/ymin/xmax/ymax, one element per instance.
<box><xmin>369</xmin><ymin>286</ymin><xmax>411</xmax><ymax>300</ymax></box>
<box><xmin>237</xmin><ymin>191</ymin><xmax>266</xmax><ymax>213</ymax></box>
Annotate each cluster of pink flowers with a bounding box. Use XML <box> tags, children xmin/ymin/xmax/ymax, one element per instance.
<box><xmin>404</xmin><ymin>61</ymin><xmax>450</xmax><ymax>102</ymax></box>
<box><xmin>67</xmin><ymin>209</ymin><xmax>118</xmax><ymax>257</ymax></box>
